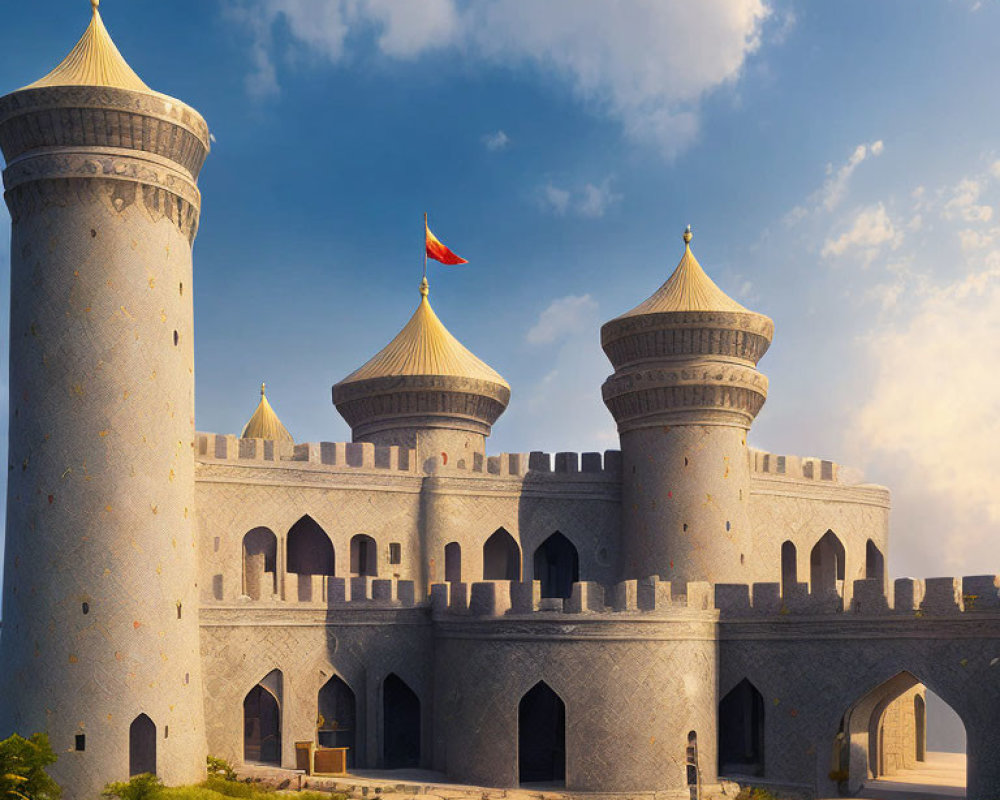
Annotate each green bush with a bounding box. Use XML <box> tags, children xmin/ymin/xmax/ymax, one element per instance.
<box><xmin>205</xmin><ymin>758</ymin><xmax>237</xmax><ymax>783</ymax></box>
<box><xmin>101</xmin><ymin>774</ymin><xmax>163</xmax><ymax>800</ymax></box>
<box><xmin>0</xmin><ymin>732</ymin><xmax>62</xmax><ymax>800</ymax></box>
<box><xmin>735</xmin><ymin>788</ymin><xmax>781</xmax><ymax>800</ymax></box>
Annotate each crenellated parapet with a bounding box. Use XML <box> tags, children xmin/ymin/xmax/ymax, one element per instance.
<box><xmin>713</xmin><ymin>574</ymin><xmax>1000</xmax><ymax>617</ymax></box>
<box><xmin>195</xmin><ymin>432</ymin><xmax>625</xmax><ymax>482</ymax></box>
<box><xmin>429</xmin><ymin>576</ymin><xmax>716</xmax><ymax>618</ymax></box>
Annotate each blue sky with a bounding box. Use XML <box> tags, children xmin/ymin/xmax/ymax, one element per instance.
<box><xmin>1</xmin><ymin>0</ymin><xmax>999</xmax><ymax>594</ymax></box>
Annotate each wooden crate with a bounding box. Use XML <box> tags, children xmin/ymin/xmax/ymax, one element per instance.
<box><xmin>314</xmin><ymin>746</ymin><xmax>348</xmax><ymax>776</ymax></box>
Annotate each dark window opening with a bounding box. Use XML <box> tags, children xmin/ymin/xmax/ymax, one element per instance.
<box><xmin>243</xmin><ymin>527</ymin><xmax>278</xmax><ymax>600</ymax></box>
<box><xmin>173</xmin><ymin>330</ymin><xmax>179</xmax><ymax>346</ymax></box>
<box><xmin>533</xmin><ymin>532</ymin><xmax>579</xmax><ymax>599</ymax></box>
<box><xmin>244</xmin><ymin>672</ymin><xmax>282</xmax><ymax>766</ymax></box>
<box><xmin>388</xmin><ymin>542</ymin><xmax>402</xmax><ymax>565</ymax></box>
<box><xmin>351</xmin><ymin>534</ymin><xmax>378</xmax><ymax>576</ymax></box>
<box><xmin>483</xmin><ymin>528</ymin><xmax>520</xmax><ymax>581</ymax></box>
<box><xmin>810</xmin><ymin>530</ymin><xmax>846</xmax><ymax>595</ymax></box>
<box><xmin>75</xmin><ymin>734</ymin><xmax>85</xmax><ymax>752</ymax></box>
<box><xmin>82</xmin><ymin>602</ymin><xmax>89</xmax><ymax>615</ymax></box>
<box><xmin>444</xmin><ymin>542</ymin><xmax>462</xmax><ymax>583</ymax></box>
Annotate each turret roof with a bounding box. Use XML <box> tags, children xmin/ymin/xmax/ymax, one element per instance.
<box><xmin>241</xmin><ymin>383</ymin><xmax>294</xmax><ymax>443</ymax></box>
<box><xmin>23</xmin><ymin>1</ymin><xmax>152</xmax><ymax>94</ymax></box>
<box><xmin>615</xmin><ymin>226</ymin><xmax>750</xmax><ymax>318</ymax></box>
<box><xmin>337</xmin><ymin>278</ymin><xmax>509</xmax><ymax>390</ymax></box>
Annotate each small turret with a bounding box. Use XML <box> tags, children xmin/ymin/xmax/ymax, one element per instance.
<box><xmin>241</xmin><ymin>383</ymin><xmax>294</xmax><ymax>443</ymax></box>
<box><xmin>602</xmin><ymin>227</ymin><xmax>772</xmax><ymax>584</ymax></box>
<box><xmin>333</xmin><ymin>277</ymin><xmax>509</xmax><ymax>465</ymax></box>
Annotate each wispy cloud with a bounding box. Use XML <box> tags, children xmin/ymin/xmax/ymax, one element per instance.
<box><xmin>526</xmin><ymin>294</ymin><xmax>599</xmax><ymax>345</ymax></box>
<box><xmin>821</xmin><ymin>202</ymin><xmax>901</xmax><ymax>263</ymax></box>
<box><xmin>230</xmin><ymin>0</ymin><xmax>771</xmax><ymax>159</ymax></box>
<box><xmin>482</xmin><ymin>130</ymin><xmax>510</xmax><ymax>151</ymax></box>
<box><xmin>538</xmin><ymin>178</ymin><xmax>622</xmax><ymax>218</ymax></box>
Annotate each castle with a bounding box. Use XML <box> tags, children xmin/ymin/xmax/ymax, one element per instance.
<box><xmin>1</xmin><ymin>5</ymin><xmax>999</xmax><ymax>800</ymax></box>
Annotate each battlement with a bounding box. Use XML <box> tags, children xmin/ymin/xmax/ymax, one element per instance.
<box><xmin>195</xmin><ymin>433</ymin><xmax>623</xmax><ymax>480</ymax></box>
<box><xmin>713</xmin><ymin>574</ymin><xmax>1000</xmax><ymax>617</ymax></box>
<box><xmin>424</xmin><ymin>449</ymin><xmax>623</xmax><ymax>478</ymax></box>
<box><xmin>750</xmin><ymin>448</ymin><xmax>841</xmax><ymax>482</ymax></box>
<box><xmin>429</xmin><ymin>576</ymin><xmax>714</xmax><ymax>617</ymax></box>
<box><xmin>231</xmin><ymin>575</ymin><xmax>421</xmax><ymax>608</ymax></box>
<box><xmin>196</xmin><ymin>433</ymin><xmax>419</xmax><ymax>473</ymax></box>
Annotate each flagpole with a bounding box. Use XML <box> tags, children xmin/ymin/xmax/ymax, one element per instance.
<box><xmin>423</xmin><ymin>211</ymin><xmax>428</xmax><ymax>282</ymax></box>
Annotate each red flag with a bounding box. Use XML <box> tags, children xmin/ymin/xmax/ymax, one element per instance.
<box><xmin>425</xmin><ymin>219</ymin><xmax>468</xmax><ymax>265</ymax></box>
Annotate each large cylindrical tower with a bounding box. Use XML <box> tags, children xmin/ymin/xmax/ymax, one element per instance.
<box><xmin>602</xmin><ymin>228</ymin><xmax>772</xmax><ymax>585</ymax></box>
<box><xmin>0</xmin><ymin>4</ymin><xmax>210</xmax><ymax>795</ymax></box>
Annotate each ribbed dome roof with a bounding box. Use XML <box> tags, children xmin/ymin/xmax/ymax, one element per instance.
<box><xmin>241</xmin><ymin>383</ymin><xmax>294</xmax><ymax>443</ymax></box>
<box><xmin>23</xmin><ymin>2</ymin><xmax>152</xmax><ymax>94</ymax></box>
<box><xmin>338</xmin><ymin>278</ymin><xmax>509</xmax><ymax>390</ymax></box>
<box><xmin>614</xmin><ymin>227</ymin><xmax>749</xmax><ymax>319</ymax></box>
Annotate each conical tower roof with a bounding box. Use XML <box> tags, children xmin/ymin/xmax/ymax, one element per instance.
<box><xmin>333</xmin><ymin>278</ymin><xmax>510</xmax><ymax>446</ymax></box>
<box><xmin>23</xmin><ymin>1</ymin><xmax>152</xmax><ymax>94</ymax></box>
<box><xmin>615</xmin><ymin>226</ymin><xmax>750</xmax><ymax>318</ymax></box>
<box><xmin>241</xmin><ymin>383</ymin><xmax>294</xmax><ymax>443</ymax></box>
<box><xmin>601</xmin><ymin>226</ymin><xmax>773</xmax><ymax>373</ymax></box>
<box><xmin>339</xmin><ymin>278</ymin><xmax>509</xmax><ymax>389</ymax></box>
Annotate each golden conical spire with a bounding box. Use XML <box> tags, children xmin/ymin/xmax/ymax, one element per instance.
<box><xmin>617</xmin><ymin>225</ymin><xmax>750</xmax><ymax>317</ymax></box>
<box><xmin>338</xmin><ymin>279</ymin><xmax>509</xmax><ymax>388</ymax></box>
<box><xmin>23</xmin><ymin>1</ymin><xmax>152</xmax><ymax>93</ymax></box>
<box><xmin>241</xmin><ymin>383</ymin><xmax>294</xmax><ymax>443</ymax></box>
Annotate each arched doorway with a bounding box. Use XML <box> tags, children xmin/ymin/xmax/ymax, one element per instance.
<box><xmin>244</xmin><ymin>670</ymin><xmax>282</xmax><ymax>765</ymax></box>
<box><xmin>518</xmin><ymin>682</ymin><xmax>566</xmax><ymax>785</ymax></box>
<box><xmin>836</xmin><ymin>672</ymin><xmax>966</xmax><ymax>795</ymax></box>
<box><xmin>866</xmin><ymin>539</ymin><xmax>885</xmax><ymax>582</ymax></box>
<box><xmin>318</xmin><ymin>675</ymin><xmax>356</xmax><ymax>768</ymax></box>
<box><xmin>445</xmin><ymin>542</ymin><xmax>462</xmax><ymax>583</ymax></box>
<box><xmin>483</xmin><ymin>528</ymin><xmax>521</xmax><ymax>580</ymax></box>
<box><xmin>351</xmin><ymin>534</ymin><xmax>377</xmax><ymax>576</ymax></box>
<box><xmin>780</xmin><ymin>540</ymin><xmax>797</xmax><ymax>594</ymax></box>
<box><xmin>383</xmin><ymin>673</ymin><xmax>420</xmax><ymax>769</ymax></box>
<box><xmin>810</xmin><ymin>530</ymin><xmax>845</xmax><ymax>595</ymax></box>
<box><xmin>129</xmin><ymin>714</ymin><xmax>156</xmax><ymax>776</ymax></box>
<box><xmin>287</xmin><ymin>516</ymin><xmax>335</xmax><ymax>601</ymax></box>
<box><xmin>243</xmin><ymin>527</ymin><xmax>277</xmax><ymax>600</ymax></box>
<box><xmin>533</xmin><ymin>532</ymin><xmax>579</xmax><ymax>599</ymax></box>
<box><xmin>719</xmin><ymin>679</ymin><xmax>764</xmax><ymax>776</ymax></box>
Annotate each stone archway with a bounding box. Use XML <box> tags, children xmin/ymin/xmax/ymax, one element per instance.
<box><xmin>383</xmin><ymin>673</ymin><xmax>420</xmax><ymax>768</ymax></box>
<box><xmin>533</xmin><ymin>532</ymin><xmax>579</xmax><ymax>599</ymax></box>
<box><xmin>129</xmin><ymin>714</ymin><xmax>156</xmax><ymax>777</ymax></box>
<box><xmin>518</xmin><ymin>682</ymin><xmax>566</xmax><ymax>785</ymax></box>
<box><xmin>483</xmin><ymin>528</ymin><xmax>521</xmax><ymax>581</ymax></box>
<box><xmin>244</xmin><ymin>670</ymin><xmax>282</xmax><ymax>766</ymax></box>
<box><xmin>719</xmin><ymin>678</ymin><xmax>764</xmax><ymax>777</ymax></box>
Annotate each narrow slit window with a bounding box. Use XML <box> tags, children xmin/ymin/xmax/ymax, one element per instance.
<box><xmin>389</xmin><ymin>543</ymin><xmax>402</xmax><ymax>565</ymax></box>
<box><xmin>75</xmin><ymin>734</ymin><xmax>86</xmax><ymax>752</ymax></box>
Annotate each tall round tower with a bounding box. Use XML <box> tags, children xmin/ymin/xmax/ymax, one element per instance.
<box><xmin>601</xmin><ymin>227</ymin><xmax>773</xmax><ymax>585</ymax></box>
<box><xmin>0</xmin><ymin>3</ymin><xmax>210</xmax><ymax>795</ymax></box>
<box><xmin>333</xmin><ymin>277</ymin><xmax>510</xmax><ymax>467</ymax></box>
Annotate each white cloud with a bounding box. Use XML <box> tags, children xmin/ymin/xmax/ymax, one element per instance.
<box><xmin>819</xmin><ymin>140</ymin><xmax>884</xmax><ymax>212</ymax></box>
<box><xmin>991</xmin><ymin>160</ymin><xmax>1000</xmax><ymax>180</ymax></box>
<box><xmin>538</xmin><ymin>178</ymin><xmax>621</xmax><ymax>218</ymax></box>
<box><xmin>821</xmin><ymin>203</ymin><xmax>900</xmax><ymax>262</ymax></box>
<box><xmin>482</xmin><ymin>130</ymin><xmax>510</xmax><ymax>151</ymax></box>
<box><xmin>540</xmin><ymin>183</ymin><xmax>572</xmax><ymax>216</ymax></box>
<box><xmin>943</xmin><ymin>178</ymin><xmax>993</xmax><ymax>223</ymax></box>
<box><xmin>233</xmin><ymin>0</ymin><xmax>770</xmax><ymax>158</ymax></box>
<box><xmin>851</xmin><ymin>260</ymin><xmax>1000</xmax><ymax>570</ymax></box>
<box><xmin>526</xmin><ymin>294</ymin><xmax>599</xmax><ymax>345</ymax></box>
<box><xmin>577</xmin><ymin>180</ymin><xmax>623</xmax><ymax>218</ymax></box>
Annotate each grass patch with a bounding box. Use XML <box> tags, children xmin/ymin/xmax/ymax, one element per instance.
<box><xmin>104</xmin><ymin>775</ymin><xmax>344</xmax><ymax>800</ymax></box>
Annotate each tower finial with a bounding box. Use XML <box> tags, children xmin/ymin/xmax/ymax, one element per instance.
<box><xmin>260</xmin><ymin>382</ymin><xmax>266</xmax><ymax>398</ymax></box>
<box><xmin>420</xmin><ymin>276</ymin><xmax>429</xmax><ymax>298</ymax></box>
<box><xmin>683</xmin><ymin>224</ymin><xmax>693</xmax><ymax>245</ymax></box>
<box><xmin>91</xmin><ymin>0</ymin><xmax>100</xmax><ymax>12</ymax></box>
